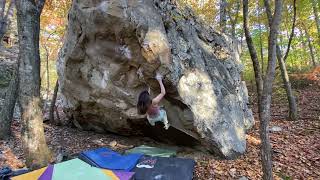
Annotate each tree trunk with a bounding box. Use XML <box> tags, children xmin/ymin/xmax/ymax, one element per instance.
<box><xmin>0</xmin><ymin>0</ymin><xmax>14</xmax><ymax>43</ymax></box>
<box><xmin>15</xmin><ymin>0</ymin><xmax>50</xmax><ymax>168</ymax></box>
<box><xmin>0</xmin><ymin>65</ymin><xmax>18</xmax><ymax>139</ymax></box>
<box><xmin>46</xmin><ymin>47</ymin><xmax>50</xmax><ymax>100</ymax></box>
<box><xmin>243</xmin><ymin>0</ymin><xmax>263</xmax><ymax>102</ymax></box>
<box><xmin>311</xmin><ymin>0</ymin><xmax>320</xmax><ymax>43</ymax></box>
<box><xmin>259</xmin><ymin>22</ymin><xmax>264</xmax><ymax>75</ymax></box>
<box><xmin>283</xmin><ymin>0</ymin><xmax>297</xmax><ymax>62</ymax></box>
<box><xmin>276</xmin><ymin>47</ymin><xmax>298</xmax><ymax>120</ymax></box>
<box><xmin>261</xmin><ymin>0</ymin><xmax>283</xmax><ymax>179</ymax></box>
<box><xmin>279</xmin><ymin>0</ymin><xmax>298</xmax><ymax>121</ymax></box>
<box><xmin>299</xmin><ymin>29</ymin><xmax>309</xmax><ymax>66</ymax></box>
<box><xmin>257</xmin><ymin>1</ymin><xmax>265</xmax><ymax>75</ymax></box>
<box><xmin>219</xmin><ymin>0</ymin><xmax>227</xmax><ymax>33</ymax></box>
<box><xmin>230</xmin><ymin>1</ymin><xmax>240</xmax><ymax>38</ymax></box>
<box><xmin>49</xmin><ymin>80</ymin><xmax>60</xmax><ymax>125</ymax></box>
<box><xmin>264</xmin><ymin>0</ymin><xmax>298</xmax><ymax>121</ymax></box>
<box><xmin>304</xmin><ymin>27</ymin><xmax>317</xmax><ymax>67</ymax></box>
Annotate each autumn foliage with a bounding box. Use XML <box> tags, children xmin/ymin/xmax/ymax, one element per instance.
<box><xmin>290</xmin><ymin>66</ymin><xmax>320</xmax><ymax>87</ymax></box>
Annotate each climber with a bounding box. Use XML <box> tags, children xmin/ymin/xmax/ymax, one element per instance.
<box><xmin>137</xmin><ymin>72</ymin><xmax>170</xmax><ymax>130</ymax></box>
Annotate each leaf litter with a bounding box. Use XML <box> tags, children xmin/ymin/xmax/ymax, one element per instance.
<box><xmin>0</xmin><ymin>86</ymin><xmax>319</xmax><ymax>179</ymax></box>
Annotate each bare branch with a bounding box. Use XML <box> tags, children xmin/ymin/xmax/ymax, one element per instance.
<box><xmin>283</xmin><ymin>0</ymin><xmax>297</xmax><ymax>62</ymax></box>
<box><xmin>263</xmin><ymin>0</ymin><xmax>273</xmax><ymax>27</ymax></box>
<box><xmin>219</xmin><ymin>0</ymin><xmax>227</xmax><ymax>33</ymax></box>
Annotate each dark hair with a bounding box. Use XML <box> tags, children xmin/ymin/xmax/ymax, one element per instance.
<box><xmin>137</xmin><ymin>90</ymin><xmax>152</xmax><ymax>115</ymax></box>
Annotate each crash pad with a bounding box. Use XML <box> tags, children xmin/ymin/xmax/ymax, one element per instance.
<box><xmin>132</xmin><ymin>156</ymin><xmax>195</xmax><ymax>180</ymax></box>
<box><xmin>11</xmin><ymin>167</ymin><xmax>47</xmax><ymax>180</ymax></box>
<box><xmin>51</xmin><ymin>158</ymin><xmax>114</xmax><ymax>180</ymax></box>
<box><xmin>101</xmin><ymin>170</ymin><xmax>120</xmax><ymax>180</ymax></box>
<box><xmin>125</xmin><ymin>145</ymin><xmax>176</xmax><ymax>157</ymax></box>
<box><xmin>79</xmin><ymin>148</ymin><xmax>142</xmax><ymax>171</ymax></box>
<box><xmin>112</xmin><ymin>171</ymin><xmax>135</xmax><ymax>180</ymax></box>
<box><xmin>38</xmin><ymin>164</ymin><xmax>54</xmax><ymax>180</ymax></box>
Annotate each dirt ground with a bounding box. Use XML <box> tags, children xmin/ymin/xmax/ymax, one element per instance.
<box><xmin>0</xmin><ymin>85</ymin><xmax>319</xmax><ymax>179</ymax></box>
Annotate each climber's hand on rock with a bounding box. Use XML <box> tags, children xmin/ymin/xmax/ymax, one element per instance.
<box><xmin>156</xmin><ymin>72</ymin><xmax>163</xmax><ymax>81</ymax></box>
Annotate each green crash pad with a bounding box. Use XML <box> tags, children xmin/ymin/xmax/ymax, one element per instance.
<box><xmin>125</xmin><ymin>145</ymin><xmax>176</xmax><ymax>157</ymax></box>
<box><xmin>52</xmin><ymin>158</ymin><xmax>113</xmax><ymax>180</ymax></box>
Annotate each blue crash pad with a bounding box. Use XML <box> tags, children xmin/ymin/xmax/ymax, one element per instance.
<box><xmin>79</xmin><ymin>148</ymin><xmax>142</xmax><ymax>171</ymax></box>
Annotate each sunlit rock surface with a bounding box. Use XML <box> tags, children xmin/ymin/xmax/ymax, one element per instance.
<box><xmin>57</xmin><ymin>0</ymin><xmax>254</xmax><ymax>158</ymax></box>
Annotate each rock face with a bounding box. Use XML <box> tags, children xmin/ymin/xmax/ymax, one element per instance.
<box><xmin>0</xmin><ymin>48</ymin><xmax>16</xmax><ymax>95</ymax></box>
<box><xmin>0</xmin><ymin>47</ymin><xmax>18</xmax><ymax>110</ymax></box>
<box><xmin>58</xmin><ymin>0</ymin><xmax>254</xmax><ymax>158</ymax></box>
<box><xmin>0</xmin><ymin>61</ymin><xmax>15</xmax><ymax>99</ymax></box>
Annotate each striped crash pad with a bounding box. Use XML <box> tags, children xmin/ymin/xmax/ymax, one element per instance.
<box><xmin>11</xmin><ymin>167</ymin><xmax>47</xmax><ymax>180</ymax></box>
<box><xmin>11</xmin><ymin>158</ymin><xmax>131</xmax><ymax>180</ymax></box>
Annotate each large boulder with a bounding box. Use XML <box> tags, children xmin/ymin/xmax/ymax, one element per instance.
<box><xmin>57</xmin><ymin>0</ymin><xmax>254</xmax><ymax>159</ymax></box>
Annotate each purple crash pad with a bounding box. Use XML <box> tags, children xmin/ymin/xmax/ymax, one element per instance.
<box><xmin>113</xmin><ymin>171</ymin><xmax>135</xmax><ymax>180</ymax></box>
<box><xmin>38</xmin><ymin>164</ymin><xmax>54</xmax><ymax>180</ymax></box>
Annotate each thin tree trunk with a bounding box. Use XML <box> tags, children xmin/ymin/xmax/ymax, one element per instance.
<box><xmin>257</xmin><ymin>2</ymin><xmax>265</xmax><ymax>75</ymax></box>
<box><xmin>259</xmin><ymin>22</ymin><xmax>264</xmax><ymax>75</ymax></box>
<box><xmin>230</xmin><ymin>1</ymin><xmax>240</xmax><ymax>38</ymax></box>
<box><xmin>283</xmin><ymin>0</ymin><xmax>296</xmax><ymax>62</ymax></box>
<box><xmin>50</xmin><ymin>80</ymin><xmax>60</xmax><ymax>125</ymax></box>
<box><xmin>219</xmin><ymin>0</ymin><xmax>227</xmax><ymax>33</ymax></box>
<box><xmin>311</xmin><ymin>0</ymin><xmax>320</xmax><ymax>43</ymax></box>
<box><xmin>243</xmin><ymin>0</ymin><xmax>263</xmax><ymax>103</ymax></box>
<box><xmin>265</xmin><ymin>0</ymin><xmax>298</xmax><ymax>121</ymax></box>
<box><xmin>276</xmin><ymin>47</ymin><xmax>298</xmax><ymax>120</ymax></box>
<box><xmin>15</xmin><ymin>0</ymin><xmax>50</xmax><ymax>168</ymax></box>
<box><xmin>261</xmin><ymin>0</ymin><xmax>283</xmax><ymax>179</ymax></box>
<box><xmin>0</xmin><ymin>65</ymin><xmax>18</xmax><ymax>139</ymax></box>
<box><xmin>42</xmin><ymin>31</ymin><xmax>56</xmax><ymax>100</ymax></box>
<box><xmin>300</xmin><ymin>29</ymin><xmax>309</xmax><ymax>66</ymax></box>
<box><xmin>304</xmin><ymin>27</ymin><xmax>317</xmax><ymax>67</ymax></box>
<box><xmin>279</xmin><ymin>0</ymin><xmax>297</xmax><ymax>121</ymax></box>
<box><xmin>46</xmin><ymin>47</ymin><xmax>50</xmax><ymax>100</ymax></box>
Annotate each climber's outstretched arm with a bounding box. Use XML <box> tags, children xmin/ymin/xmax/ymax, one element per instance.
<box><xmin>152</xmin><ymin>73</ymin><xmax>166</xmax><ymax>105</ymax></box>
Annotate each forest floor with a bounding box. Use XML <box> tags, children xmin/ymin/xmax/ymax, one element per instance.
<box><xmin>0</xmin><ymin>84</ymin><xmax>319</xmax><ymax>179</ymax></box>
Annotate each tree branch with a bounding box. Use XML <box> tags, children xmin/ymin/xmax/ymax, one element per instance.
<box><xmin>263</xmin><ymin>0</ymin><xmax>273</xmax><ymax>27</ymax></box>
<box><xmin>283</xmin><ymin>0</ymin><xmax>296</xmax><ymax>62</ymax></box>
